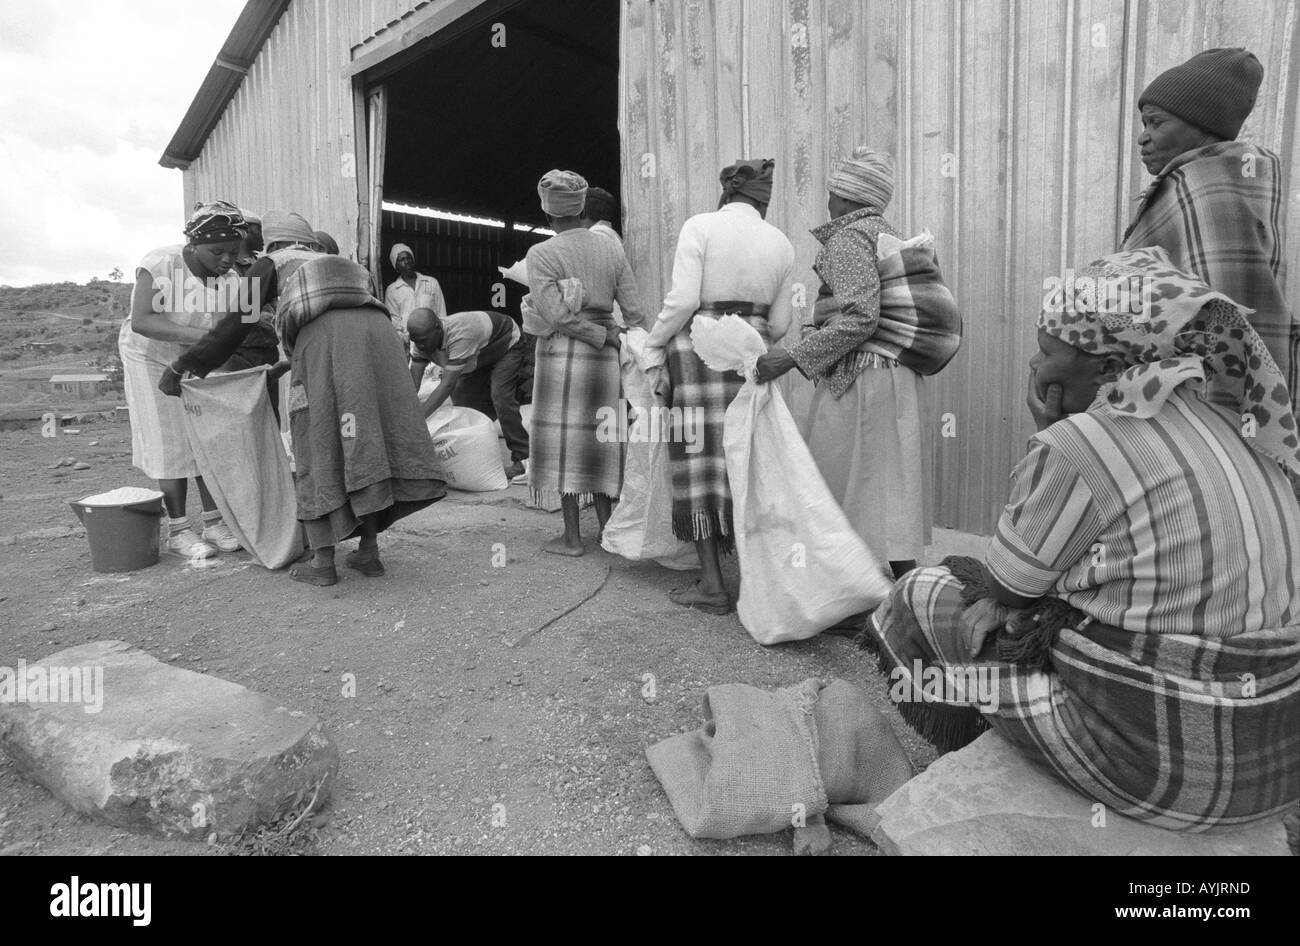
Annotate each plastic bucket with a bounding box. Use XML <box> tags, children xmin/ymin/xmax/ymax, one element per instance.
<box><xmin>70</xmin><ymin>491</ymin><xmax>164</xmax><ymax>573</ymax></box>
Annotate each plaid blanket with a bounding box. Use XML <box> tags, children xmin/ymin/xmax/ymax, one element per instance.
<box><xmin>529</xmin><ymin>325</ymin><xmax>623</xmax><ymax>503</ymax></box>
<box><xmin>667</xmin><ymin>307</ymin><xmax>770</xmax><ymax>551</ymax></box>
<box><xmin>867</xmin><ymin>245</ymin><xmax>961</xmax><ymax>376</ymax></box>
<box><xmin>277</xmin><ymin>256</ymin><xmax>389</xmax><ymax>356</ymax></box>
<box><xmin>1122</xmin><ymin>141</ymin><xmax>1298</xmax><ymax>415</ymax></box>
<box><xmin>868</xmin><ymin>566</ymin><xmax>1300</xmax><ymax>831</ymax></box>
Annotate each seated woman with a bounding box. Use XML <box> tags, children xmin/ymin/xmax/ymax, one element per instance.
<box><xmin>276</xmin><ymin>254</ymin><xmax>447</xmax><ymax>586</ymax></box>
<box><xmin>865</xmin><ymin>247</ymin><xmax>1300</xmax><ymax>831</ymax></box>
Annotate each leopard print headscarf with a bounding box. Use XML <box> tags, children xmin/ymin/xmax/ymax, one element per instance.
<box><xmin>1038</xmin><ymin>246</ymin><xmax>1299</xmax><ymax>476</ymax></box>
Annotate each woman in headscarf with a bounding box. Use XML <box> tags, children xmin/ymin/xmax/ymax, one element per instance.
<box><xmin>384</xmin><ymin>243</ymin><xmax>446</xmax><ymax>345</ymax></box>
<box><xmin>158</xmin><ymin>209</ymin><xmax>318</xmax><ymax>419</ymax></box>
<box><xmin>755</xmin><ymin>148</ymin><xmax>935</xmax><ymax>587</ymax></box>
<box><xmin>119</xmin><ymin>200</ymin><xmax>251</xmax><ymax>560</ymax></box>
<box><xmin>863</xmin><ymin>247</ymin><xmax>1300</xmax><ymax>830</ymax></box>
<box><xmin>524</xmin><ymin>169</ymin><xmax>645</xmax><ymax>555</ymax></box>
<box><xmin>644</xmin><ymin>159</ymin><xmax>796</xmax><ymax>614</ymax></box>
<box><xmin>276</xmin><ymin>253</ymin><xmax>447</xmax><ymax>586</ymax></box>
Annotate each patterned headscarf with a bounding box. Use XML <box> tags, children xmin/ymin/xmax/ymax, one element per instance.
<box><xmin>1038</xmin><ymin>246</ymin><xmax>1299</xmax><ymax>475</ymax></box>
<box><xmin>827</xmin><ymin>147</ymin><xmax>894</xmax><ymax>212</ymax></box>
<box><xmin>718</xmin><ymin>159</ymin><xmax>775</xmax><ymax>208</ymax></box>
<box><xmin>183</xmin><ymin>200</ymin><xmax>247</xmax><ymax>245</ymax></box>
<box><xmin>537</xmin><ymin>170</ymin><xmax>588</xmax><ymax>217</ymax></box>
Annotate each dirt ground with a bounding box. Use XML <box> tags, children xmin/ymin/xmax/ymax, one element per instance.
<box><xmin>0</xmin><ymin>416</ymin><xmax>973</xmax><ymax>856</ymax></box>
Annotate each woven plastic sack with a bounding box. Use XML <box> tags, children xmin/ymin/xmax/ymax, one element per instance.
<box><xmin>600</xmin><ymin>329</ymin><xmax>697</xmax><ymax>569</ymax></box>
<box><xmin>690</xmin><ymin>315</ymin><xmax>892</xmax><ymax>643</ymax></box>
<box><xmin>180</xmin><ymin>366</ymin><xmax>301</xmax><ymax>568</ymax></box>
<box><xmin>425</xmin><ymin>406</ymin><xmax>508</xmax><ymax>491</ymax></box>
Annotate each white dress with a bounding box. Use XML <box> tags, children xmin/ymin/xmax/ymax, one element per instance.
<box><xmin>119</xmin><ymin>246</ymin><xmax>238</xmax><ymax>479</ymax></box>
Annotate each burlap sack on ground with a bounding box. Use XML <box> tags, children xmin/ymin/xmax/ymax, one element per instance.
<box><xmin>647</xmin><ymin>679</ymin><xmax>828</xmax><ymax>839</ymax></box>
<box><xmin>647</xmin><ymin>677</ymin><xmax>914</xmax><ymax>840</ymax></box>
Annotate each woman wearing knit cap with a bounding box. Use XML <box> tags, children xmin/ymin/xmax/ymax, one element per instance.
<box><xmin>119</xmin><ymin>199</ymin><xmax>250</xmax><ymax>560</ymax></box>
<box><xmin>755</xmin><ymin>148</ymin><xmax>931</xmax><ymax>589</ymax></box>
<box><xmin>1124</xmin><ymin>48</ymin><xmax>1298</xmax><ymax>453</ymax></box>
<box><xmin>384</xmin><ymin>243</ymin><xmax>446</xmax><ymax>345</ymax></box>
<box><xmin>645</xmin><ymin>159</ymin><xmax>796</xmax><ymax>614</ymax></box>
<box><xmin>525</xmin><ymin>169</ymin><xmax>646</xmax><ymax>555</ymax></box>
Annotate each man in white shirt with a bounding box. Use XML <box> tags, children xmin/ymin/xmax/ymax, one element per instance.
<box><xmin>384</xmin><ymin>243</ymin><xmax>446</xmax><ymax>344</ymax></box>
<box><xmin>645</xmin><ymin>158</ymin><xmax>796</xmax><ymax>615</ymax></box>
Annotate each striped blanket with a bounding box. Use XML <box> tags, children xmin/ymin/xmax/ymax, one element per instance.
<box><xmin>867</xmin><ymin>243</ymin><xmax>961</xmax><ymax>377</ymax></box>
<box><xmin>868</xmin><ymin>566</ymin><xmax>1300</xmax><ymax>831</ymax></box>
<box><xmin>529</xmin><ymin>325</ymin><xmax>623</xmax><ymax>503</ymax></box>
<box><xmin>667</xmin><ymin>306</ymin><xmax>770</xmax><ymax>551</ymax></box>
<box><xmin>277</xmin><ymin>255</ymin><xmax>387</xmax><ymax>356</ymax></box>
<box><xmin>1121</xmin><ymin>141</ymin><xmax>1298</xmax><ymax>416</ymax></box>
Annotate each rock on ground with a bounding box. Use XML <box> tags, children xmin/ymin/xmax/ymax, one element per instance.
<box><xmin>867</xmin><ymin>730</ymin><xmax>1289</xmax><ymax>856</ymax></box>
<box><xmin>0</xmin><ymin>640</ymin><xmax>338</xmax><ymax>840</ymax></box>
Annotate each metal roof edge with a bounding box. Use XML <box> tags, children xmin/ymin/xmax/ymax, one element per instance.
<box><xmin>157</xmin><ymin>0</ymin><xmax>293</xmax><ymax>170</ymax></box>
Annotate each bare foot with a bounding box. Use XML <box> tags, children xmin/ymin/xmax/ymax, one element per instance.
<box><xmin>542</xmin><ymin>536</ymin><xmax>585</xmax><ymax>557</ymax></box>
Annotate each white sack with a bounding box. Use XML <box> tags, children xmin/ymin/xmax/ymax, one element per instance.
<box><xmin>425</xmin><ymin>406</ymin><xmax>508</xmax><ymax>491</ymax></box>
<box><xmin>690</xmin><ymin>315</ymin><xmax>892</xmax><ymax>644</ymax></box>
<box><xmin>600</xmin><ymin>328</ymin><xmax>698</xmax><ymax>570</ymax></box>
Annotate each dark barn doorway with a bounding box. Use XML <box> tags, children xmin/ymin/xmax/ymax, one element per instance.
<box><xmin>377</xmin><ymin>0</ymin><xmax>622</xmax><ymax>317</ymax></box>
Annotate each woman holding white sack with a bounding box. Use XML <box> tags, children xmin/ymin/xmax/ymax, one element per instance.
<box><xmin>755</xmin><ymin>148</ymin><xmax>947</xmax><ymax>585</ymax></box>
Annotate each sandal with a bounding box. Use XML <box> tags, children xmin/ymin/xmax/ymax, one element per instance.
<box><xmin>289</xmin><ymin>561</ymin><xmax>338</xmax><ymax>586</ymax></box>
<box><xmin>345</xmin><ymin>551</ymin><xmax>385</xmax><ymax>577</ymax></box>
<box><xmin>668</xmin><ymin>581</ymin><xmax>733</xmax><ymax>616</ymax></box>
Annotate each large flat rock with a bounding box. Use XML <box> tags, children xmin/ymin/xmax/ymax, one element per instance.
<box><xmin>868</xmin><ymin>730</ymin><xmax>1288</xmax><ymax>856</ymax></box>
<box><xmin>0</xmin><ymin>641</ymin><xmax>338</xmax><ymax>839</ymax></box>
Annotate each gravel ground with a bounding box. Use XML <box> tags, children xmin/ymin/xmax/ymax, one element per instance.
<box><xmin>1</xmin><ymin>417</ymin><xmax>984</xmax><ymax>856</ymax></box>
<box><xmin>12</xmin><ymin>418</ymin><xmax>1287</xmax><ymax>857</ymax></box>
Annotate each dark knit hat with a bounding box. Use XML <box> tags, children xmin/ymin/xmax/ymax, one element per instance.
<box><xmin>1138</xmin><ymin>48</ymin><xmax>1263</xmax><ymax>140</ymax></box>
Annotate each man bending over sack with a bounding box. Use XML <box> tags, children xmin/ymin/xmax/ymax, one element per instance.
<box><xmin>408</xmin><ymin>307</ymin><xmax>529</xmax><ymax>480</ymax></box>
<box><xmin>864</xmin><ymin>247</ymin><xmax>1300</xmax><ymax>831</ymax></box>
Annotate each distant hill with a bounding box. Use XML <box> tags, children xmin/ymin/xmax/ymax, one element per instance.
<box><xmin>0</xmin><ymin>279</ymin><xmax>131</xmax><ymax>410</ymax></box>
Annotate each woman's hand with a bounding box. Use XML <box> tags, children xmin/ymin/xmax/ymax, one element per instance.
<box><xmin>158</xmin><ymin>363</ymin><xmax>183</xmax><ymax>397</ymax></box>
<box><xmin>1027</xmin><ymin>375</ymin><xmax>1065</xmax><ymax>431</ymax></box>
<box><xmin>960</xmin><ymin>597</ymin><xmax>1008</xmax><ymax>658</ymax></box>
<box><xmin>604</xmin><ymin>325</ymin><xmax>625</xmax><ymax>349</ymax></box>
<box><xmin>753</xmin><ymin>348</ymin><xmax>796</xmax><ymax>384</ymax></box>
<box><xmin>268</xmin><ymin>360</ymin><xmax>291</xmax><ymax>382</ymax></box>
<box><xmin>647</xmin><ymin>366</ymin><xmax>670</xmax><ymax>405</ymax></box>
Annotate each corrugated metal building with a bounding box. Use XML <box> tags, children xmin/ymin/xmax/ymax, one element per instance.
<box><xmin>162</xmin><ymin>0</ymin><xmax>1300</xmax><ymax>534</ymax></box>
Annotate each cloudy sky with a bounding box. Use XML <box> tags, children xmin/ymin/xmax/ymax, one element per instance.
<box><xmin>0</xmin><ymin>0</ymin><xmax>245</xmax><ymax>286</ymax></box>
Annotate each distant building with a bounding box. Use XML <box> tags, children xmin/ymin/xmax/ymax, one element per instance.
<box><xmin>48</xmin><ymin>373</ymin><xmax>109</xmax><ymax>399</ymax></box>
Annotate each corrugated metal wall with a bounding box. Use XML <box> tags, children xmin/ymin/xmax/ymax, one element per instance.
<box><xmin>182</xmin><ymin>0</ymin><xmax>441</xmax><ymax>257</ymax></box>
<box><xmin>620</xmin><ymin>0</ymin><xmax>1300</xmax><ymax>534</ymax></box>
